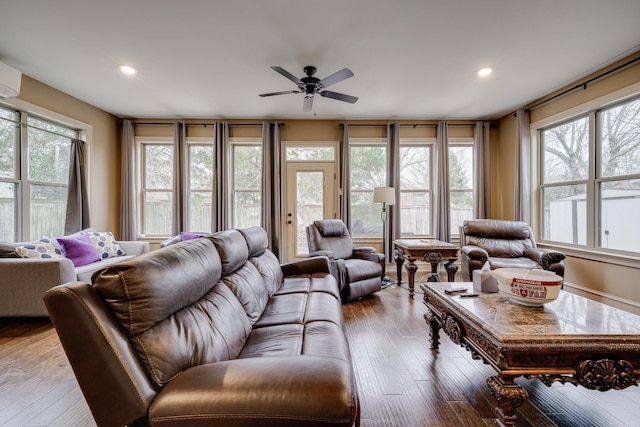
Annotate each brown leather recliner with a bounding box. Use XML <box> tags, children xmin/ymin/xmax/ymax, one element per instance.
<box><xmin>460</xmin><ymin>219</ymin><xmax>566</xmax><ymax>281</ymax></box>
<box><xmin>306</xmin><ymin>219</ymin><xmax>384</xmax><ymax>302</ymax></box>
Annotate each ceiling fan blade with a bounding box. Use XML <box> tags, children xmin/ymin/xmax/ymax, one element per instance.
<box><xmin>271</xmin><ymin>66</ymin><xmax>303</xmax><ymax>84</ymax></box>
<box><xmin>320</xmin><ymin>90</ymin><xmax>358</xmax><ymax>104</ymax></box>
<box><xmin>259</xmin><ymin>90</ymin><xmax>301</xmax><ymax>97</ymax></box>
<box><xmin>303</xmin><ymin>96</ymin><xmax>314</xmax><ymax>112</ymax></box>
<box><xmin>318</xmin><ymin>68</ymin><xmax>354</xmax><ymax>88</ymax></box>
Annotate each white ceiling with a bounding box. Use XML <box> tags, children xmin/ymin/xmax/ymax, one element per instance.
<box><xmin>1</xmin><ymin>0</ymin><xmax>639</xmax><ymax>120</ymax></box>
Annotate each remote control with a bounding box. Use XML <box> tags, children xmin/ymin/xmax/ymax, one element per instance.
<box><xmin>459</xmin><ymin>293</ymin><xmax>480</xmax><ymax>298</ymax></box>
<box><xmin>444</xmin><ymin>287</ymin><xmax>468</xmax><ymax>294</ymax></box>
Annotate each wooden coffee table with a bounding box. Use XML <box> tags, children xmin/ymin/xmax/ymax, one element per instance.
<box><xmin>393</xmin><ymin>239</ymin><xmax>458</xmax><ymax>297</ymax></box>
<box><xmin>421</xmin><ymin>282</ymin><xmax>640</xmax><ymax>427</ymax></box>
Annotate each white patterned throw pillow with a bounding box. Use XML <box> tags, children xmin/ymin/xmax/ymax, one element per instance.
<box><xmin>86</xmin><ymin>231</ymin><xmax>127</xmax><ymax>259</ymax></box>
<box><xmin>14</xmin><ymin>239</ymin><xmax>65</xmax><ymax>259</ymax></box>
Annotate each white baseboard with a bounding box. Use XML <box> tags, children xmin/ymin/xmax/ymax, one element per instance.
<box><xmin>563</xmin><ymin>281</ymin><xmax>640</xmax><ymax>315</ymax></box>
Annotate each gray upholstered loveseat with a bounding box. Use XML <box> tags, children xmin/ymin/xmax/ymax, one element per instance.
<box><xmin>0</xmin><ymin>232</ymin><xmax>148</xmax><ymax>317</ymax></box>
<box><xmin>44</xmin><ymin>226</ymin><xmax>359</xmax><ymax>427</ymax></box>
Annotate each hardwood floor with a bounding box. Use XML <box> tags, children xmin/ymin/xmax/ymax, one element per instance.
<box><xmin>1</xmin><ymin>282</ymin><xmax>639</xmax><ymax>426</ymax></box>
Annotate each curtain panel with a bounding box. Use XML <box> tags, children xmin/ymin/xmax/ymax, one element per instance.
<box><xmin>172</xmin><ymin>122</ymin><xmax>186</xmax><ymax>235</ymax></box>
<box><xmin>340</xmin><ymin>123</ymin><xmax>351</xmax><ymax>231</ymax></box>
<box><xmin>473</xmin><ymin>121</ymin><xmax>491</xmax><ymax>219</ymax></box>
<box><xmin>120</xmin><ymin>120</ymin><xmax>137</xmax><ymax>240</ymax></box>
<box><xmin>65</xmin><ymin>138</ymin><xmax>90</xmax><ymax>235</ymax></box>
<box><xmin>262</xmin><ymin>122</ymin><xmax>282</xmax><ymax>258</ymax></box>
<box><xmin>514</xmin><ymin>109</ymin><xmax>531</xmax><ymax>223</ymax></box>
<box><xmin>435</xmin><ymin>121</ymin><xmax>450</xmax><ymax>242</ymax></box>
<box><xmin>387</xmin><ymin>122</ymin><xmax>401</xmax><ymax>262</ymax></box>
<box><xmin>212</xmin><ymin>121</ymin><xmax>230</xmax><ymax>232</ymax></box>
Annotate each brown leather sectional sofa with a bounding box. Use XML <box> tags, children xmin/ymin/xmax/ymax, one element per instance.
<box><xmin>44</xmin><ymin>226</ymin><xmax>360</xmax><ymax>427</ymax></box>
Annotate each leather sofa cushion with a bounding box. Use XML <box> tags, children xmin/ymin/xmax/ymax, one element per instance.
<box><xmin>133</xmin><ymin>283</ymin><xmax>251</xmax><ymax>386</ymax></box>
<box><xmin>466</xmin><ymin>236</ymin><xmax>533</xmax><ymax>258</ymax></box>
<box><xmin>343</xmin><ymin>258</ymin><xmax>383</xmax><ymax>282</ymax></box>
<box><xmin>209</xmin><ymin>230</ymin><xmax>248</xmax><ymax>276</ymax></box>
<box><xmin>92</xmin><ymin>238</ymin><xmax>223</xmax><ymax>336</ymax></box>
<box><xmin>221</xmin><ymin>262</ymin><xmax>269</xmax><ymax>325</ymax></box>
<box><xmin>465</xmin><ymin>220</ymin><xmax>531</xmax><ymax>240</ymax></box>
<box><xmin>239</xmin><ymin>226</ymin><xmax>268</xmax><ymax>257</ymax></box>
<box><xmin>248</xmin><ymin>250</ymin><xmax>283</xmax><ymax>297</ymax></box>
<box><xmin>488</xmin><ymin>256</ymin><xmax>542</xmax><ymax>271</ymax></box>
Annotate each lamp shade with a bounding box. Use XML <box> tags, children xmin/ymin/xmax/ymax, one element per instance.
<box><xmin>373</xmin><ymin>187</ymin><xmax>396</xmax><ymax>205</ymax></box>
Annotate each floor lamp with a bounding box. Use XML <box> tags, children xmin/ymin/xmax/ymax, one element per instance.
<box><xmin>373</xmin><ymin>187</ymin><xmax>396</xmax><ymax>286</ymax></box>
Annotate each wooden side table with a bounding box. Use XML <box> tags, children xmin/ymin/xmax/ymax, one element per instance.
<box><xmin>393</xmin><ymin>239</ymin><xmax>458</xmax><ymax>297</ymax></box>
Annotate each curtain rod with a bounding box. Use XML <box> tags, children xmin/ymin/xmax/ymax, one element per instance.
<box><xmin>132</xmin><ymin>122</ymin><xmax>284</xmax><ymax>127</ymax></box>
<box><xmin>339</xmin><ymin>123</ymin><xmax>475</xmax><ymax>128</ymax></box>
<box><xmin>524</xmin><ymin>55</ymin><xmax>640</xmax><ymax>113</ymax></box>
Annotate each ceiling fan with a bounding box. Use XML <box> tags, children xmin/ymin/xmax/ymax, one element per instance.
<box><xmin>259</xmin><ymin>65</ymin><xmax>358</xmax><ymax>112</ymax></box>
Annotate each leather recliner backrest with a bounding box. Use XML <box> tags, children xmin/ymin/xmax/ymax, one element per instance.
<box><xmin>463</xmin><ymin>219</ymin><xmax>535</xmax><ymax>258</ymax></box>
<box><xmin>307</xmin><ymin>219</ymin><xmax>353</xmax><ymax>260</ymax></box>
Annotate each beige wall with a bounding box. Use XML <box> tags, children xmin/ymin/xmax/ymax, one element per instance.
<box><xmin>11</xmin><ymin>75</ymin><xmax>121</xmax><ymax>237</ymax></box>
<box><xmin>13</xmin><ymin>51</ymin><xmax>640</xmax><ymax>312</ymax></box>
<box><xmin>494</xmin><ymin>52</ymin><xmax>640</xmax><ymax>314</ymax></box>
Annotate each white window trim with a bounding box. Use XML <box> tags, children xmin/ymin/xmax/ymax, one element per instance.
<box><xmin>136</xmin><ymin>136</ymin><xmax>173</xmax><ymax>237</ymax></box>
<box><xmin>530</xmin><ymin>82</ymin><xmax>640</xmax><ymax>268</ymax></box>
<box><xmin>399</xmin><ymin>137</ymin><xmax>434</xmax><ymax>238</ymax></box>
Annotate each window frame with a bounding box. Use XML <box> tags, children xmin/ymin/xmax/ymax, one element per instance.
<box><xmin>186</xmin><ymin>137</ymin><xmax>214</xmax><ymax>232</ymax></box>
<box><xmin>349</xmin><ymin>137</ymin><xmax>388</xmax><ymax>237</ymax></box>
<box><xmin>398</xmin><ymin>137</ymin><xmax>434</xmax><ymax>238</ymax></box>
<box><xmin>230</xmin><ymin>137</ymin><xmax>263</xmax><ymax>229</ymax></box>
<box><xmin>0</xmin><ymin>100</ymin><xmax>86</xmax><ymax>242</ymax></box>
<box><xmin>448</xmin><ymin>137</ymin><xmax>475</xmax><ymax>237</ymax></box>
<box><xmin>137</xmin><ymin>136</ymin><xmax>174</xmax><ymax>237</ymax></box>
<box><xmin>531</xmin><ymin>84</ymin><xmax>640</xmax><ymax>266</ymax></box>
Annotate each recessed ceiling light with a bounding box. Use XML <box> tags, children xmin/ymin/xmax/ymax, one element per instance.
<box><xmin>477</xmin><ymin>67</ymin><xmax>493</xmax><ymax>77</ymax></box>
<box><xmin>119</xmin><ymin>65</ymin><xmax>137</xmax><ymax>76</ymax></box>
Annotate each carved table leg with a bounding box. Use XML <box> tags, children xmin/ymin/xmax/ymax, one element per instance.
<box><xmin>405</xmin><ymin>259</ymin><xmax>418</xmax><ymax>297</ymax></box>
<box><xmin>445</xmin><ymin>258</ymin><xmax>458</xmax><ymax>282</ymax></box>
<box><xmin>425</xmin><ymin>252</ymin><xmax>442</xmax><ymax>282</ymax></box>
<box><xmin>394</xmin><ymin>248</ymin><xmax>405</xmax><ymax>286</ymax></box>
<box><xmin>423</xmin><ymin>309</ymin><xmax>441</xmax><ymax>349</ymax></box>
<box><xmin>486</xmin><ymin>376</ymin><xmax>529</xmax><ymax>427</ymax></box>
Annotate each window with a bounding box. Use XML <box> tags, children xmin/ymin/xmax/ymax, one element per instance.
<box><xmin>350</xmin><ymin>139</ymin><xmax>386</xmax><ymax>235</ymax></box>
<box><xmin>231</xmin><ymin>141</ymin><xmax>262</xmax><ymax>228</ymax></box>
<box><xmin>399</xmin><ymin>140</ymin><xmax>432</xmax><ymax>236</ymax></box>
<box><xmin>449</xmin><ymin>141</ymin><xmax>474</xmax><ymax>236</ymax></box>
<box><xmin>139</xmin><ymin>139</ymin><xmax>173</xmax><ymax>236</ymax></box>
<box><xmin>0</xmin><ymin>105</ymin><xmax>77</xmax><ymax>242</ymax></box>
<box><xmin>187</xmin><ymin>139</ymin><xmax>213</xmax><ymax>231</ymax></box>
<box><xmin>539</xmin><ymin>95</ymin><xmax>640</xmax><ymax>255</ymax></box>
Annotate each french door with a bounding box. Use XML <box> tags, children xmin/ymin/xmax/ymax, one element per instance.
<box><xmin>281</xmin><ymin>145</ymin><xmax>338</xmax><ymax>262</ymax></box>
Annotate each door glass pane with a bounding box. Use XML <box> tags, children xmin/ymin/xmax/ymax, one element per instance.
<box><xmin>286</xmin><ymin>147</ymin><xmax>334</xmax><ymax>161</ymax></box>
<box><xmin>30</xmin><ymin>184</ymin><xmax>67</xmax><ymax>239</ymax></box>
<box><xmin>296</xmin><ymin>171</ymin><xmax>324</xmax><ymax>256</ymax></box>
<box><xmin>542</xmin><ymin>184</ymin><xmax>587</xmax><ymax>244</ymax></box>
<box><xmin>599</xmin><ymin>179</ymin><xmax>640</xmax><ymax>252</ymax></box>
<box><xmin>0</xmin><ymin>182</ymin><xmax>17</xmax><ymax>242</ymax></box>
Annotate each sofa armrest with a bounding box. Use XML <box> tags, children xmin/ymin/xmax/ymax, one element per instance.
<box><xmin>149</xmin><ymin>356</ymin><xmax>358</xmax><ymax>426</ymax></box>
<box><xmin>461</xmin><ymin>245</ymin><xmax>489</xmax><ymax>261</ymax></box>
<box><xmin>0</xmin><ymin>257</ymin><xmax>77</xmax><ymax>316</ymax></box>
<box><xmin>281</xmin><ymin>256</ymin><xmax>331</xmax><ymax>276</ymax></box>
<box><xmin>353</xmin><ymin>248</ymin><xmax>384</xmax><ymax>263</ymax></box>
<box><xmin>159</xmin><ymin>235</ymin><xmax>181</xmax><ymax>248</ymax></box>
<box><xmin>308</xmin><ymin>249</ymin><xmax>337</xmax><ymax>260</ymax></box>
<box><xmin>118</xmin><ymin>240</ymin><xmax>150</xmax><ymax>256</ymax></box>
<box><xmin>524</xmin><ymin>247</ymin><xmax>566</xmax><ymax>269</ymax></box>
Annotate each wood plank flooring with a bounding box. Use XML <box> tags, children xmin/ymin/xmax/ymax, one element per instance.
<box><xmin>1</xmin><ymin>282</ymin><xmax>640</xmax><ymax>426</ymax></box>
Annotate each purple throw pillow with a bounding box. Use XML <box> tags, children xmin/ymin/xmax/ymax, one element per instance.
<box><xmin>57</xmin><ymin>233</ymin><xmax>101</xmax><ymax>267</ymax></box>
<box><xmin>180</xmin><ymin>231</ymin><xmax>205</xmax><ymax>241</ymax></box>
